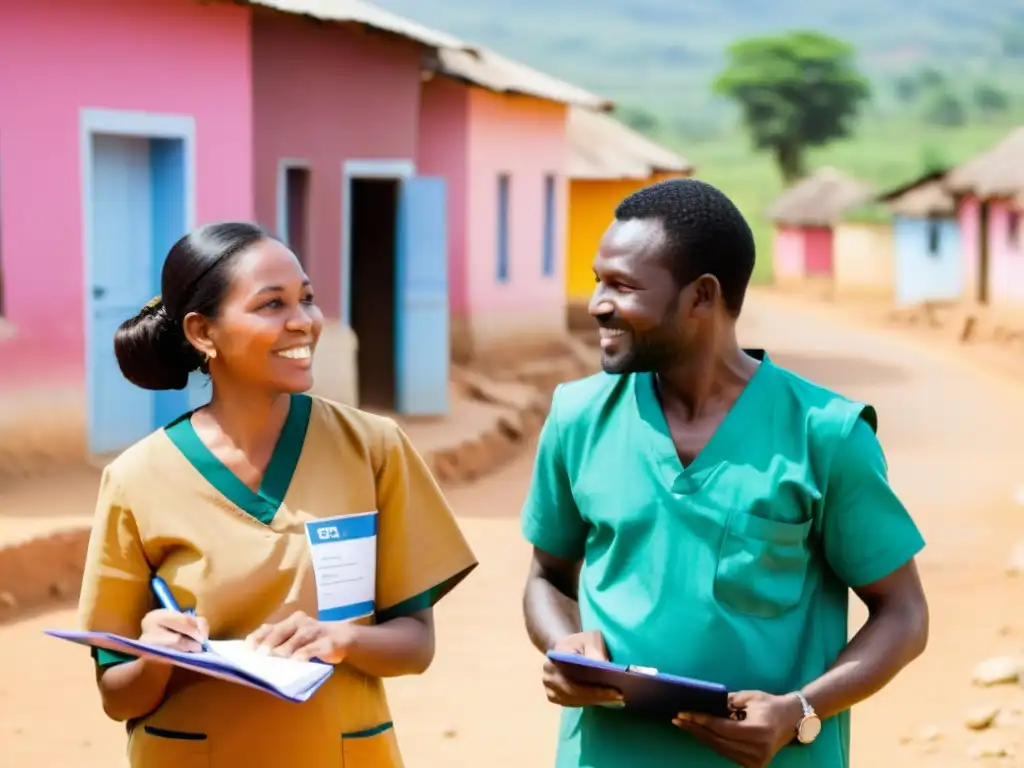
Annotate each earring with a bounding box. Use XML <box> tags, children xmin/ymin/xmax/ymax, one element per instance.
<box><xmin>205</xmin><ymin>349</ymin><xmax>217</xmax><ymax>363</ymax></box>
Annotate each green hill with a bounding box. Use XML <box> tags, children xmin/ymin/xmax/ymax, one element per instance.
<box><xmin>373</xmin><ymin>0</ymin><xmax>1024</xmax><ymax>284</ymax></box>
<box><xmin>376</xmin><ymin>0</ymin><xmax>1024</xmax><ymax>124</ymax></box>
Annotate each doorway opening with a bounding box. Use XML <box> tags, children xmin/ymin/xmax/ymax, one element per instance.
<box><xmin>281</xmin><ymin>165</ymin><xmax>311</xmax><ymax>267</ymax></box>
<box><xmin>350</xmin><ymin>178</ymin><xmax>399</xmax><ymax>411</ymax></box>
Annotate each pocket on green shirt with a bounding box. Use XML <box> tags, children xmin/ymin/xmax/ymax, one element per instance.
<box><xmin>714</xmin><ymin>513</ymin><xmax>813</xmax><ymax>619</ymax></box>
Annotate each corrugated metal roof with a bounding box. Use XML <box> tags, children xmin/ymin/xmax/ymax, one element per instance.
<box><xmin>249</xmin><ymin>0</ymin><xmax>612</xmax><ymax>109</ymax></box>
<box><xmin>432</xmin><ymin>48</ymin><xmax>612</xmax><ymax>110</ymax></box>
<box><xmin>767</xmin><ymin>167</ymin><xmax>874</xmax><ymax>227</ymax></box>
<box><xmin>946</xmin><ymin>126</ymin><xmax>1024</xmax><ymax>198</ymax></box>
<box><xmin>248</xmin><ymin>0</ymin><xmax>469</xmax><ymax>50</ymax></box>
<box><xmin>568</xmin><ymin>108</ymin><xmax>692</xmax><ymax>180</ymax></box>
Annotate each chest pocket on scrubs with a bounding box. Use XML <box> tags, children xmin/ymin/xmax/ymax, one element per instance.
<box><xmin>714</xmin><ymin>512</ymin><xmax>813</xmax><ymax>619</ymax></box>
<box><xmin>342</xmin><ymin>724</ymin><xmax>403</xmax><ymax>766</ymax></box>
<box><xmin>128</xmin><ymin>725</ymin><xmax>210</xmax><ymax>768</ymax></box>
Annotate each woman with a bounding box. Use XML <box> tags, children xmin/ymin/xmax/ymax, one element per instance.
<box><xmin>78</xmin><ymin>222</ymin><xmax>477</xmax><ymax>767</ymax></box>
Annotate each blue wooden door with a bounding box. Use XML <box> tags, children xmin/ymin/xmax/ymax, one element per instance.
<box><xmin>149</xmin><ymin>138</ymin><xmax>201</xmax><ymax>422</ymax></box>
<box><xmin>395</xmin><ymin>177</ymin><xmax>449</xmax><ymax>416</ymax></box>
<box><xmin>88</xmin><ymin>135</ymin><xmax>156</xmax><ymax>454</ymax></box>
<box><xmin>894</xmin><ymin>216</ymin><xmax>964</xmax><ymax>307</ymax></box>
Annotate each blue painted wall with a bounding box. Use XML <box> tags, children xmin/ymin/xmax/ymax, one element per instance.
<box><xmin>893</xmin><ymin>215</ymin><xmax>963</xmax><ymax>307</ymax></box>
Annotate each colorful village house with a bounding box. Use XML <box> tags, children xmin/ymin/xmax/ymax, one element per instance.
<box><xmin>876</xmin><ymin>169</ymin><xmax>963</xmax><ymax>308</ymax></box>
<box><xmin>248</xmin><ymin>0</ymin><xmax>470</xmax><ymax>420</ymax></box>
<box><xmin>0</xmin><ymin>0</ymin><xmax>255</xmax><ymax>457</ymax></box>
<box><xmin>0</xmin><ymin>0</ymin><xmax>606</xmax><ymax>461</ymax></box>
<box><xmin>831</xmin><ymin>201</ymin><xmax>895</xmax><ymax>302</ymax></box>
<box><xmin>945</xmin><ymin>127</ymin><xmax>1024</xmax><ymax>307</ymax></box>
<box><xmin>563</xmin><ymin>107</ymin><xmax>693</xmax><ymax>330</ymax></box>
<box><xmin>416</xmin><ymin>49</ymin><xmax>611</xmax><ymax>365</ymax></box>
<box><xmin>254</xmin><ymin>2</ymin><xmax>611</xmax><ymax>414</ymax></box>
<box><xmin>767</xmin><ymin>167</ymin><xmax>873</xmax><ymax>287</ymax></box>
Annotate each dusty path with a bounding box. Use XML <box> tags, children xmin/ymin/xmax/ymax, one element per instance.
<box><xmin>2</xmin><ymin>291</ymin><xmax>1024</xmax><ymax>767</ymax></box>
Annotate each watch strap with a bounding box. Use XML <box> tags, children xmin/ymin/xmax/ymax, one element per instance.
<box><xmin>794</xmin><ymin>690</ymin><xmax>815</xmax><ymax>718</ymax></box>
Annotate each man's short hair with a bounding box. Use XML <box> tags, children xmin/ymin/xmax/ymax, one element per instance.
<box><xmin>614</xmin><ymin>178</ymin><xmax>756</xmax><ymax>315</ymax></box>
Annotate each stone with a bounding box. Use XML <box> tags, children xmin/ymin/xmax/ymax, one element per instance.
<box><xmin>964</xmin><ymin>705</ymin><xmax>1001</xmax><ymax>730</ymax></box>
<box><xmin>0</xmin><ymin>591</ymin><xmax>16</xmax><ymax>608</ymax></box>
<box><xmin>971</xmin><ymin>656</ymin><xmax>1023</xmax><ymax>686</ymax></box>
<box><xmin>967</xmin><ymin>740</ymin><xmax>1014</xmax><ymax>759</ymax></box>
<box><xmin>918</xmin><ymin>724</ymin><xmax>944</xmax><ymax>742</ymax></box>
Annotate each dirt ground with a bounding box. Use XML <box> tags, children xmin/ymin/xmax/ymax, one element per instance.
<box><xmin>3</xmin><ymin>291</ymin><xmax>1024</xmax><ymax>767</ymax></box>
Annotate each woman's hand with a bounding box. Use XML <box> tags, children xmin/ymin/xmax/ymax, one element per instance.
<box><xmin>245</xmin><ymin>611</ymin><xmax>353</xmax><ymax>663</ymax></box>
<box><xmin>138</xmin><ymin>609</ymin><xmax>209</xmax><ymax>655</ymax></box>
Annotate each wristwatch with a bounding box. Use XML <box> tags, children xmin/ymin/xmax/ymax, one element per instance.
<box><xmin>793</xmin><ymin>691</ymin><xmax>821</xmax><ymax>744</ymax></box>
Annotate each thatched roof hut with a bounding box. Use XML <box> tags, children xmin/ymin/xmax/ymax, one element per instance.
<box><xmin>567</xmin><ymin>108</ymin><xmax>692</xmax><ymax>180</ymax></box>
<box><xmin>767</xmin><ymin>167</ymin><xmax>874</xmax><ymax>228</ymax></box>
<box><xmin>878</xmin><ymin>168</ymin><xmax>957</xmax><ymax>218</ymax></box>
<box><xmin>945</xmin><ymin>127</ymin><xmax>1024</xmax><ymax>198</ymax></box>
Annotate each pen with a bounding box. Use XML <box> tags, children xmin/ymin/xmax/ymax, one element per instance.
<box><xmin>150</xmin><ymin>575</ymin><xmax>209</xmax><ymax>651</ymax></box>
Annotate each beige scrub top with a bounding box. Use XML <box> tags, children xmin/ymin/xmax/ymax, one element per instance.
<box><xmin>78</xmin><ymin>394</ymin><xmax>478</xmax><ymax>768</ymax></box>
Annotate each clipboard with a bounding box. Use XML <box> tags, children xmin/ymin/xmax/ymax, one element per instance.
<box><xmin>547</xmin><ymin>651</ymin><xmax>731</xmax><ymax>719</ymax></box>
<box><xmin>46</xmin><ymin>629</ymin><xmax>333</xmax><ymax>703</ymax></box>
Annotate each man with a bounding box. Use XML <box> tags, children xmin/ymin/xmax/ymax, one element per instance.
<box><xmin>521</xmin><ymin>178</ymin><xmax>929</xmax><ymax>768</ymax></box>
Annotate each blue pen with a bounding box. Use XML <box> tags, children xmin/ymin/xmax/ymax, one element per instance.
<box><xmin>150</xmin><ymin>575</ymin><xmax>209</xmax><ymax>652</ymax></box>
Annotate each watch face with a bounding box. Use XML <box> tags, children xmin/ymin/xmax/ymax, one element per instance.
<box><xmin>798</xmin><ymin>716</ymin><xmax>822</xmax><ymax>744</ymax></box>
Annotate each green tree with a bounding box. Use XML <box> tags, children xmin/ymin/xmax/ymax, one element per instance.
<box><xmin>893</xmin><ymin>74</ymin><xmax>919</xmax><ymax>104</ymax></box>
<box><xmin>1002</xmin><ymin>26</ymin><xmax>1024</xmax><ymax>58</ymax></box>
<box><xmin>972</xmin><ymin>82</ymin><xmax>1009</xmax><ymax>117</ymax></box>
<box><xmin>614</xmin><ymin>106</ymin><xmax>659</xmax><ymax>135</ymax></box>
<box><xmin>919</xmin><ymin>143</ymin><xmax>948</xmax><ymax>174</ymax></box>
<box><xmin>916</xmin><ymin>67</ymin><xmax>946</xmax><ymax>92</ymax></box>
<box><xmin>922</xmin><ymin>88</ymin><xmax>966</xmax><ymax>126</ymax></box>
<box><xmin>713</xmin><ymin>31</ymin><xmax>870</xmax><ymax>183</ymax></box>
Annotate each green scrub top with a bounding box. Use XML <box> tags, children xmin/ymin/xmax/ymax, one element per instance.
<box><xmin>521</xmin><ymin>351</ymin><xmax>925</xmax><ymax>768</ymax></box>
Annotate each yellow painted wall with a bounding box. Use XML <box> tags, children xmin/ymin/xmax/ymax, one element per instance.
<box><xmin>832</xmin><ymin>220</ymin><xmax>895</xmax><ymax>300</ymax></box>
<box><xmin>566</xmin><ymin>172</ymin><xmax>684</xmax><ymax>307</ymax></box>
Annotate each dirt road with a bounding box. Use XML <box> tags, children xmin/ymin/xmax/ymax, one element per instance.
<box><xmin>2</xmin><ymin>291</ymin><xmax>1024</xmax><ymax>767</ymax></box>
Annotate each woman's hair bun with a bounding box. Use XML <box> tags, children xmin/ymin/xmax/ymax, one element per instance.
<box><xmin>113</xmin><ymin>299</ymin><xmax>203</xmax><ymax>391</ymax></box>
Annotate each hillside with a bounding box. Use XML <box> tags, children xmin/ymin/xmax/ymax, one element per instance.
<box><xmin>375</xmin><ymin>0</ymin><xmax>1024</xmax><ymax>122</ymax></box>
<box><xmin>374</xmin><ymin>0</ymin><xmax>1024</xmax><ymax>286</ymax></box>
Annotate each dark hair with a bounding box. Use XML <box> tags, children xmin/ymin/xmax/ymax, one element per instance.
<box><xmin>614</xmin><ymin>178</ymin><xmax>755</xmax><ymax>315</ymax></box>
<box><xmin>114</xmin><ymin>222</ymin><xmax>269</xmax><ymax>391</ymax></box>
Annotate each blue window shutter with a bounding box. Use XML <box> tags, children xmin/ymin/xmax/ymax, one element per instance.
<box><xmin>542</xmin><ymin>174</ymin><xmax>556</xmax><ymax>277</ymax></box>
<box><xmin>497</xmin><ymin>174</ymin><xmax>510</xmax><ymax>283</ymax></box>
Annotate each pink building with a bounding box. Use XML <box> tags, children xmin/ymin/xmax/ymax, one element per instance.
<box><xmin>248</xmin><ymin>4</ymin><xmax>462</xmax><ymax>417</ymax></box>
<box><xmin>417</xmin><ymin>49</ymin><xmax>609</xmax><ymax>365</ymax></box>
<box><xmin>0</xmin><ymin>0</ymin><xmax>613</xmax><ymax>459</ymax></box>
<box><xmin>947</xmin><ymin>128</ymin><xmax>1024</xmax><ymax>307</ymax></box>
<box><xmin>767</xmin><ymin>168</ymin><xmax>872</xmax><ymax>285</ymax></box>
<box><xmin>0</xmin><ymin>0</ymin><xmax>253</xmax><ymax>455</ymax></box>
<box><xmin>251</xmin><ymin>7</ymin><xmax>608</xmax><ymax>416</ymax></box>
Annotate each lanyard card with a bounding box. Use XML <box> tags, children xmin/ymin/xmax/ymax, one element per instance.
<box><xmin>304</xmin><ymin>512</ymin><xmax>378</xmax><ymax>622</ymax></box>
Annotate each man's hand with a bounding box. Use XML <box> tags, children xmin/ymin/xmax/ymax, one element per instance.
<box><xmin>672</xmin><ymin>690</ymin><xmax>804</xmax><ymax>768</ymax></box>
<box><xmin>542</xmin><ymin>630</ymin><xmax>624</xmax><ymax>708</ymax></box>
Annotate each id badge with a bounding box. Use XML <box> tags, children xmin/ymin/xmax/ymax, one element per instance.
<box><xmin>304</xmin><ymin>512</ymin><xmax>378</xmax><ymax>622</ymax></box>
